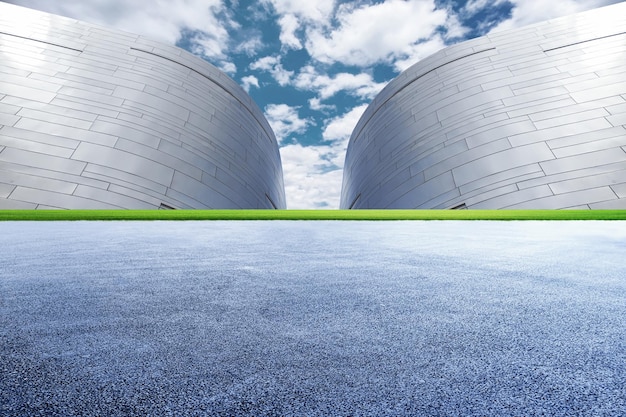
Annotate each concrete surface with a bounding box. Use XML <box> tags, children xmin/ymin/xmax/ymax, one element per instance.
<box><xmin>1</xmin><ymin>221</ymin><xmax>625</xmax><ymax>416</ymax></box>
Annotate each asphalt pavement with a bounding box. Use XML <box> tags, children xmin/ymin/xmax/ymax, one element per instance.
<box><xmin>1</xmin><ymin>221</ymin><xmax>625</xmax><ymax>416</ymax></box>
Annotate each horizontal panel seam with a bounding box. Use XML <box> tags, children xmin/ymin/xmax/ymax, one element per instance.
<box><xmin>543</xmin><ymin>31</ymin><xmax>626</xmax><ymax>52</ymax></box>
<box><xmin>0</xmin><ymin>31</ymin><xmax>84</xmax><ymax>52</ymax></box>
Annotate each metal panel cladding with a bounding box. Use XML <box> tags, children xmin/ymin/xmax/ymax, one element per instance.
<box><xmin>341</xmin><ymin>3</ymin><xmax>626</xmax><ymax>209</ymax></box>
<box><xmin>0</xmin><ymin>3</ymin><xmax>286</xmax><ymax>209</ymax></box>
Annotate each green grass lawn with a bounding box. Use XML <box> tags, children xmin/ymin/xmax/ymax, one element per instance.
<box><xmin>0</xmin><ymin>209</ymin><xmax>625</xmax><ymax>221</ymax></box>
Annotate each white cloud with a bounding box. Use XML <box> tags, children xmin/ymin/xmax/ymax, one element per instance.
<box><xmin>392</xmin><ymin>34</ymin><xmax>447</xmax><ymax>72</ymax></box>
<box><xmin>261</xmin><ymin>0</ymin><xmax>336</xmax><ymax>51</ymax></box>
<box><xmin>279</xmin><ymin>144</ymin><xmax>343</xmax><ymax>209</ymax></box>
<box><xmin>265</xmin><ymin>104</ymin><xmax>313</xmax><ymax>144</ymax></box>
<box><xmin>261</xmin><ymin>0</ymin><xmax>335</xmax><ymax>22</ymax></box>
<box><xmin>305</xmin><ymin>0</ymin><xmax>448</xmax><ymax>66</ymax></box>
<box><xmin>490</xmin><ymin>0</ymin><xmax>619</xmax><ymax>32</ymax></box>
<box><xmin>241</xmin><ymin>75</ymin><xmax>259</xmax><ymax>92</ymax></box>
<box><xmin>323</xmin><ymin>104</ymin><xmax>367</xmax><ymax>142</ymax></box>
<box><xmin>443</xmin><ymin>11</ymin><xmax>469</xmax><ymax>40</ymax></box>
<box><xmin>218</xmin><ymin>61</ymin><xmax>237</xmax><ymax>75</ymax></box>
<box><xmin>279</xmin><ymin>104</ymin><xmax>368</xmax><ymax>209</ymax></box>
<box><xmin>278</xmin><ymin>13</ymin><xmax>302</xmax><ymax>49</ymax></box>
<box><xmin>294</xmin><ymin>66</ymin><xmax>386</xmax><ymax>100</ymax></box>
<box><xmin>250</xmin><ymin>55</ymin><xmax>294</xmax><ymax>86</ymax></box>
<box><xmin>462</xmin><ymin>0</ymin><xmax>500</xmax><ymax>16</ymax></box>
<box><xmin>234</xmin><ymin>35</ymin><xmax>264</xmax><ymax>56</ymax></box>
<box><xmin>7</xmin><ymin>0</ymin><xmax>237</xmax><ymax>68</ymax></box>
<box><xmin>309</xmin><ymin>98</ymin><xmax>335</xmax><ymax>112</ymax></box>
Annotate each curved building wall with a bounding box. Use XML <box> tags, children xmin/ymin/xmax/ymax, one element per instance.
<box><xmin>341</xmin><ymin>3</ymin><xmax>626</xmax><ymax>209</ymax></box>
<box><xmin>0</xmin><ymin>3</ymin><xmax>286</xmax><ymax>209</ymax></box>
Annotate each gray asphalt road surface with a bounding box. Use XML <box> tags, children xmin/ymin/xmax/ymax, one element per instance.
<box><xmin>1</xmin><ymin>221</ymin><xmax>625</xmax><ymax>416</ymax></box>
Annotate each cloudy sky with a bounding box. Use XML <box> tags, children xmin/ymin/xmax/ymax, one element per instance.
<box><xmin>3</xmin><ymin>0</ymin><xmax>623</xmax><ymax>208</ymax></box>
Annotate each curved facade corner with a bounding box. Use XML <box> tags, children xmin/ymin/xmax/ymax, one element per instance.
<box><xmin>340</xmin><ymin>3</ymin><xmax>626</xmax><ymax>210</ymax></box>
<box><xmin>0</xmin><ymin>3</ymin><xmax>286</xmax><ymax>209</ymax></box>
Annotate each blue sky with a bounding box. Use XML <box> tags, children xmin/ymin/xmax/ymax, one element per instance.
<box><xmin>4</xmin><ymin>0</ymin><xmax>624</xmax><ymax>208</ymax></box>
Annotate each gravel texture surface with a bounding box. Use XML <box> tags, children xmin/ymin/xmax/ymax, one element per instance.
<box><xmin>0</xmin><ymin>221</ymin><xmax>625</xmax><ymax>416</ymax></box>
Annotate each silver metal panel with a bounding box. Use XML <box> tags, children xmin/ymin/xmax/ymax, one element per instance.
<box><xmin>551</xmin><ymin>138</ymin><xmax>626</xmax><ymax>159</ymax></box>
<box><xmin>71</xmin><ymin>142</ymin><xmax>174</xmax><ymax>186</ymax></box>
<box><xmin>444</xmin><ymin>113</ymin><xmax>509</xmax><ymax>143</ymax></box>
<box><xmin>566</xmin><ymin>72</ymin><xmax>626</xmax><ymax>93</ymax></box>
<box><xmin>90</xmin><ymin>120</ymin><xmax>161</xmax><ymax>148</ymax></box>
<box><xmin>28</xmin><ymin>72</ymin><xmax>115</xmax><ymax>96</ymax></box>
<box><xmin>517</xmin><ymin>161</ymin><xmax>626</xmax><ymax>191</ymax></box>
<box><xmin>501</xmin><ymin>96</ymin><xmax>575</xmax><ymax>119</ymax></box>
<box><xmin>112</xmin><ymin>86</ymin><xmax>190</xmax><ymax>122</ymax></box>
<box><xmin>0</xmin><ymin>169</ymin><xmax>77</xmax><ymax>194</ymax></box>
<box><xmin>16</xmin><ymin>108</ymin><xmax>93</xmax><ymax>130</ymax></box>
<box><xmin>457</xmin><ymin>170</ymin><xmax>545</xmax><ymax>206</ymax></box>
<box><xmin>170</xmin><ymin>171</ymin><xmax>238</xmax><ymax>208</ymax></box>
<box><xmin>463</xmin><ymin>184</ymin><xmax>519</xmax><ymax>206</ymax></box>
<box><xmin>113</xmin><ymin>68</ymin><xmax>170</xmax><ymax>91</ymax></box>
<box><xmin>341</xmin><ymin>4</ymin><xmax>626</xmax><ymax>209</ymax></box>
<box><xmin>453</xmin><ymin>143</ymin><xmax>555</xmax><ymax>187</ymax></box>
<box><xmin>72</xmin><ymin>185</ymin><xmax>154</xmax><ymax>209</ymax></box>
<box><xmin>9</xmin><ymin>186</ymin><xmax>122</xmax><ymax>209</ymax></box>
<box><xmin>117</xmin><ymin>113</ymin><xmax>183</xmax><ymax>142</ymax></box>
<box><xmin>0</xmin><ymin>125</ymin><xmax>79</xmax><ymax>149</ymax></box>
<box><xmin>49</xmin><ymin>97</ymin><xmax>122</xmax><ymax>119</ymax></box>
<box><xmin>0</xmin><ymin>71</ymin><xmax>62</xmax><ymax>93</ymax></box>
<box><xmin>508</xmin><ymin>73</ymin><xmax>573</xmax><ymax>93</ymax></box>
<box><xmin>459</xmin><ymin>163</ymin><xmax>544</xmax><ymax>195</ymax></box>
<box><xmin>607</xmin><ymin>101</ymin><xmax>626</xmax><ymax>115</ymax></box>
<box><xmin>0</xmin><ymin>182</ymin><xmax>15</xmax><ymax>198</ymax></box>
<box><xmin>471</xmin><ymin>185</ymin><xmax>554</xmax><ymax>209</ymax></box>
<box><xmin>0</xmin><ymin>147</ymin><xmax>86</xmax><ymax>175</ymax></box>
<box><xmin>589</xmin><ymin>198</ymin><xmax>626</xmax><ymax>209</ymax></box>
<box><xmin>570</xmin><ymin>83</ymin><xmax>626</xmax><ymax>103</ymax></box>
<box><xmin>611</xmin><ymin>182</ymin><xmax>626</xmax><ymax>198</ymax></box>
<box><xmin>0</xmin><ymin>135</ymin><xmax>74</xmax><ymax>158</ymax></box>
<box><xmin>546</xmin><ymin>126</ymin><xmax>626</xmax><ymax>149</ymax></box>
<box><xmin>506</xmin><ymin>187</ymin><xmax>618</xmax><ymax>209</ymax></box>
<box><xmin>13</xmin><ymin>118</ymin><xmax>118</xmax><ymax>147</ymax></box>
<box><xmin>0</xmin><ymin>198</ymin><xmax>36</xmax><ymax>209</ymax></box>
<box><xmin>3</xmin><ymin>95</ymin><xmax>100</xmax><ymax>122</ymax></box>
<box><xmin>528</xmin><ymin>96</ymin><xmax>623</xmax><ymax>122</ymax></box>
<box><xmin>549</xmin><ymin>171</ymin><xmax>626</xmax><ymax>195</ymax></box>
<box><xmin>56</xmin><ymin>86</ymin><xmax>125</xmax><ymax>107</ymax></box>
<box><xmin>65</xmin><ymin>67</ymin><xmax>145</xmax><ymax>91</ymax></box>
<box><xmin>411</xmin><ymin>139</ymin><xmax>470</xmax><ymax>178</ymax></box>
<box><xmin>158</xmin><ymin>140</ymin><xmax>218</xmax><ymax>177</ymax></box>
<box><xmin>83</xmin><ymin>163</ymin><xmax>167</xmax><ymax>195</ymax></box>
<box><xmin>423</xmin><ymin>138</ymin><xmax>511</xmax><ymax>181</ymax></box>
<box><xmin>465</xmin><ymin>120</ymin><xmax>536</xmax><ymax>148</ymax></box>
<box><xmin>387</xmin><ymin>172</ymin><xmax>456</xmax><ymax>208</ymax></box>
<box><xmin>0</xmin><ymin>113</ymin><xmax>19</xmax><ymax>126</ymax></box>
<box><xmin>0</xmin><ymin>83</ymin><xmax>56</xmax><ymax>103</ymax></box>
<box><xmin>533</xmin><ymin>109</ymin><xmax>610</xmax><ymax>130</ymax></box>
<box><xmin>511</xmin><ymin>73</ymin><xmax>597</xmax><ymax>96</ymax></box>
<box><xmin>419</xmin><ymin>188</ymin><xmax>461</xmax><ymax>209</ymax></box>
<box><xmin>51</xmin><ymin>70</ymin><xmax>121</xmax><ymax>92</ymax></box>
<box><xmin>0</xmin><ymin>101</ymin><xmax>20</xmax><ymax>115</ymax></box>
<box><xmin>0</xmin><ymin>2</ymin><xmax>285</xmax><ymax>209</ymax></box>
<box><xmin>508</xmin><ymin>118</ymin><xmax>614</xmax><ymax>147</ymax></box>
<box><xmin>106</xmin><ymin>183</ymin><xmax>180</xmax><ymax>208</ymax></box>
<box><xmin>607</xmin><ymin>112</ymin><xmax>626</xmax><ymax>128</ymax></box>
<box><xmin>540</xmin><ymin>149</ymin><xmax>626</xmax><ymax>176</ymax></box>
<box><xmin>0</xmin><ymin>160</ymin><xmax>109</xmax><ymax>190</ymax></box>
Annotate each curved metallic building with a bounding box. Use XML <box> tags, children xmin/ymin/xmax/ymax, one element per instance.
<box><xmin>0</xmin><ymin>3</ymin><xmax>285</xmax><ymax>209</ymax></box>
<box><xmin>341</xmin><ymin>3</ymin><xmax>626</xmax><ymax>209</ymax></box>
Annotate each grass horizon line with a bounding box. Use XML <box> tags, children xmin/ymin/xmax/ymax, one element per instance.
<box><xmin>0</xmin><ymin>209</ymin><xmax>625</xmax><ymax>221</ymax></box>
